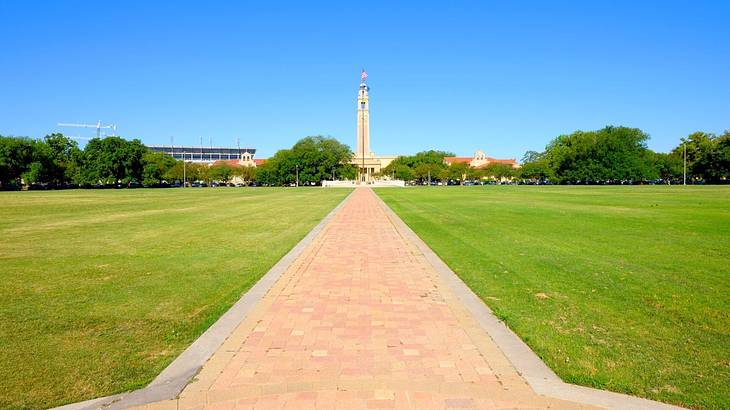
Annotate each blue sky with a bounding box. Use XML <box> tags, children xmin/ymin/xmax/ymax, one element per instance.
<box><xmin>1</xmin><ymin>1</ymin><xmax>728</xmax><ymax>159</ymax></box>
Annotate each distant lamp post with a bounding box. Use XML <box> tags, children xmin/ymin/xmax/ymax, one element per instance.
<box><xmin>683</xmin><ymin>141</ymin><xmax>687</xmax><ymax>186</ymax></box>
<box><xmin>296</xmin><ymin>164</ymin><xmax>299</xmax><ymax>187</ymax></box>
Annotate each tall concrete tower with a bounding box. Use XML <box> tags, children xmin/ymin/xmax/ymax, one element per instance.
<box><xmin>356</xmin><ymin>72</ymin><xmax>370</xmax><ymax>158</ymax></box>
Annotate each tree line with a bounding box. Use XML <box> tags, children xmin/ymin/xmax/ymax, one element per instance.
<box><xmin>255</xmin><ymin>136</ymin><xmax>356</xmax><ymax>186</ymax></box>
<box><xmin>381</xmin><ymin>126</ymin><xmax>729</xmax><ymax>185</ymax></box>
<box><xmin>519</xmin><ymin>126</ymin><xmax>730</xmax><ymax>184</ymax></box>
<box><xmin>382</xmin><ymin>150</ymin><xmax>517</xmax><ymax>184</ymax></box>
<box><xmin>2</xmin><ymin>126</ymin><xmax>728</xmax><ymax>189</ymax></box>
<box><xmin>0</xmin><ymin>133</ymin><xmax>356</xmax><ymax>189</ymax></box>
<box><xmin>0</xmin><ymin>133</ymin><xmax>251</xmax><ymax>189</ymax></box>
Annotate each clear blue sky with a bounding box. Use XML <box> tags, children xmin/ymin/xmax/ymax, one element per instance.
<box><xmin>1</xmin><ymin>1</ymin><xmax>728</xmax><ymax>159</ymax></box>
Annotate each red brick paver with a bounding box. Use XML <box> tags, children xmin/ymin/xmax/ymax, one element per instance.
<box><xmin>139</xmin><ymin>188</ymin><xmax>593</xmax><ymax>410</ymax></box>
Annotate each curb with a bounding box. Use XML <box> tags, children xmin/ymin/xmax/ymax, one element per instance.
<box><xmin>371</xmin><ymin>189</ymin><xmax>684</xmax><ymax>410</ymax></box>
<box><xmin>54</xmin><ymin>189</ymin><xmax>354</xmax><ymax>410</ymax></box>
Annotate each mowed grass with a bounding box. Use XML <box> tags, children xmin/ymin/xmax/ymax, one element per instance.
<box><xmin>376</xmin><ymin>186</ymin><xmax>729</xmax><ymax>410</ymax></box>
<box><xmin>0</xmin><ymin>188</ymin><xmax>350</xmax><ymax>409</ymax></box>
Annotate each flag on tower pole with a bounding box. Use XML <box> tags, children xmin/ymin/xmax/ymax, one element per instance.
<box><xmin>361</xmin><ymin>69</ymin><xmax>368</xmax><ymax>83</ymax></box>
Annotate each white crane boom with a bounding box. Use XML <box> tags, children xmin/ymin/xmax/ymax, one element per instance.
<box><xmin>57</xmin><ymin>121</ymin><xmax>117</xmax><ymax>138</ymax></box>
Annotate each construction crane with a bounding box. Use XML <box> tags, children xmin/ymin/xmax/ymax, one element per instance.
<box><xmin>57</xmin><ymin>120</ymin><xmax>117</xmax><ymax>138</ymax></box>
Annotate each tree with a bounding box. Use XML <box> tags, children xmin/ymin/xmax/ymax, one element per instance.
<box><xmin>413</xmin><ymin>163</ymin><xmax>443</xmax><ymax>183</ymax></box>
<box><xmin>142</xmin><ymin>151</ymin><xmax>177</xmax><ymax>186</ymax></box>
<box><xmin>447</xmin><ymin>162</ymin><xmax>469</xmax><ymax>184</ymax></box>
<box><xmin>437</xmin><ymin>167</ymin><xmax>450</xmax><ymax>183</ymax></box>
<box><xmin>388</xmin><ymin>163</ymin><xmax>414</xmax><ymax>181</ymax></box>
<box><xmin>518</xmin><ymin>154</ymin><xmax>553</xmax><ymax>181</ymax></box>
<box><xmin>191</xmin><ymin>163</ymin><xmax>211</xmax><ymax>184</ymax></box>
<box><xmin>465</xmin><ymin>166</ymin><xmax>483</xmax><ymax>181</ymax></box>
<box><xmin>0</xmin><ymin>136</ymin><xmax>35</xmax><ymax>188</ymax></box>
<box><xmin>21</xmin><ymin>161</ymin><xmax>46</xmax><ymax>186</ymax></box>
<box><xmin>650</xmin><ymin>152</ymin><xmax>682</xmax><ymax>182</ymax></box>
<box><xmin>716</xmin><ymin>131</ymin><xmax>730</xmax><ymax>181</ymax></box>
<box><xmin>383</xmin><ymin>150</ymin><xmax>452</xmax><ymax>184</ymax></box>
<box><xmin>672</xmin><ymin>131</ymin><xmax>730</xmax><ymax>183</ymax></box>
<box><xmin>20</xmin><ymin>139</ymin><xmax>54</xmax><ymax>186</ymax></box>
<box><xmin>233</xmin><ymin>166</ymin><xmax>256</xmax><ymax>185</ymax></box>
<box><xmin>43</xmin><ymin>133</ymin><xmax>80</xmax><ymax>185</ymax></box>
<box><xmin>482</xmin><ymin>163</ymin><xmax>515</xmax><ymax>181</ymax></box>
<box><xmin>521</xmin><ymin>150</ymin><xmax>544</xmax><ymax>164</ymax></box>
<box><xmin>210</xmin><ymin>163</ymin><xmax>234</xmax><ymax>184</ymax></box>
<box><xmin>383</xmin><ymin>150</ymin><xmax>453</xmax><ymax>178</ymax></box>
<box><xmin>75</xmin><ymin>136</ymin><xmax>147</xmax><ymax>185</ymax></box>
<box><xmin>258</xmin><ymin>136</ymin><xmax>354</xmax><ymax>186</ymax></box>
<box><xmin>543</xmin><ymin>126</ymin><xmax>656</xmax><ymax>184</ymax></box>
<box><xmin>163</xmin><ymin>161</ymin><xmax>186</xmax><ymax>183</ymax></box>
<box><xmin>254</xmin><ymin>161</ymin><xmax>277</xmax><ymax>186</ymax></box>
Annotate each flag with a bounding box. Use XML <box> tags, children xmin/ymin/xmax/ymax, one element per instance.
<box><xmin>361</xmin><ymin>69</ymin><xmax>368</xmax><ymax>82</ymax></box>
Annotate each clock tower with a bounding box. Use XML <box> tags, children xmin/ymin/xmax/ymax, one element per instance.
<box><xmin>350</xmin><ymin>70</ymin><xmax>397</xmax><ymax>184</ymax></box>
<box><xmin>356</xmin><ymin>77</ymin><xmax>370</xmax><ymax>157</ymax></box>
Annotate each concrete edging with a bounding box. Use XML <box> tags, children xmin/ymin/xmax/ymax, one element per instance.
<box><xmin>55</xmin><ymin>189</ymin><xmax>355</xmax><ymax>410</ymax></box>
<box><xmin>371</xmin><ymin>189</ymin><xmax>684</xmax><ymax>410</ymax></box>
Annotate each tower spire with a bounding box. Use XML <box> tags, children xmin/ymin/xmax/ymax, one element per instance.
<box><xmin>356</xmin><ymin>70</ymin><xmax>371</xmax><ymax>183</ymax></box>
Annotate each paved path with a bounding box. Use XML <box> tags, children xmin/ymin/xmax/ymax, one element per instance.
<box><xmin>140</xmin><ymin>188</ymin><xmax>592</xmax><ymax>410</ymax></box>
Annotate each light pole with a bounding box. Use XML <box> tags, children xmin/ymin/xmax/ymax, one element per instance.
<box><xmin>683</xmin><ymin>141</ymin><xmax>687</xmax><ymax>186</ymax></box>
<box><xmin>183</xmin><ymin>153</ymin><xmax>187</xmax><ymax>187</ymax></box>
<box><xmin>296</xmin><ymin>165</ymin><xmax>299</xmax><ymax>187</ymax></box>
<box><xmin>428</xmin><ymin>169</ymin><xmax>431</xmax><ymax>186</ymax></box>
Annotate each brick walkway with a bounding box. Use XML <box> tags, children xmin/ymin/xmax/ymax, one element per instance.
<box><xmin>140</xmin><ymin>188</ymin><xmax>592</xmax><ymax>410</ymax></box>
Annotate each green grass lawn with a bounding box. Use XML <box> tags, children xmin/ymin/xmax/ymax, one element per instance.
<box><xmin>0</xmin><ymin>188</ymin><xmax>350</xmax><ymax>409</ymax></box>
<box><xmin>376</xmin><ymin>186</ymin><xmax>729</xmax><ymax>410</ymax></box>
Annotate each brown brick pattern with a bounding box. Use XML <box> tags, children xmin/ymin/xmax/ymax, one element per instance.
<box><xmin>138</xmin><ymin>189</ymin><xmax>594</xmax><ymax>410</ymax></box>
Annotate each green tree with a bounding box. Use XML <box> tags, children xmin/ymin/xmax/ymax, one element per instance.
<box><xmin>259</xmin><ymin>136</ymin><xmax>354</xmax><ymax>186</ymax></box>
<box><xmin>437</xmin><ymin>167</ymin><xmax>450</xmax><ymax>183</ymax></box>
<box><xmin>672</xmin><ymin>131</ymin><xmax>730</xmax><ymax>182</ymax></box>
<box><xmin>388</xmin><ymin>163</ymin><xmax>414</xmax><ymax>181</ymax></box>
<box><xmin>43</xmin><ymin>133</ymin><xmax>80</xmax><ymax>185</ymax></box>
<box><xmin>254</xmin><ymin>161</ymin><xmax>277</xmax><ymax>186</ymax></box>
<box><xmin>163</xmin><ymin>161</ymin><xmax>186</xmax><ymax>183</ymax></box>
<box><xmin>210</xmin><ymin>163</ymin><xmax>234</xmax><ymax>184</ymax></box>
<box><xmin>482</xmin><ymin>163</ymin><xmax>515</xmax><ymax>181</ymax></box>
<box><xmin>21</xmin><ymin>139</ymin><xmax>54</xmax><ymax>186</ymax></box>
<box><xmin>465</xmin><ymin>166</ymin><xmax>483</xmax><ymax>181</ymax></box>
<box><xmin>75</xmin><ymin>136</ymin><xmax>147</xmax><ymax>185</ymax></box>
<box><xmin>413</xmin><ymin>163</ymin><xmax>443</xmax><ymax>183</ymax></box>
<box><xmin>447</xmin><ymin>162</ymin><xmax>469</xmax><ymax>184</ymax></box>
<box><xmin>650</xmin><ymin>152</ymin><xmax>683</xmax><ymax>182</ymax></box>
<box><xmin>21</xmin><ymin>161</ymin><xmax>46</xmax><ymax>185</ymax></box>
<box><xmin>191</xmin><ymin>163</ymin><xmax>211</xmax><ymax>184</ymax></box>
<box><xmin>544</xmin><ymin>126</ymin><xmax>656</xmax><ymax>183</ymax></box>
<box><xmin>142</xmin><ymin>151</ymin><xmax>177</xmax><ymax>186</ymax></box>
<box><xmin>716</xmin><ymin>131</ymin><xmax>730</xmax><ymax>181</ymax></box>
<box><xmin>234</xmin><ymin>166</ymin><xmax>257</xmax><ymax>185</ymax></box>
<box><xmin>0</xmin><ymin>136</ymin><xmax>35</xmax><ymax>188</ymax></box>
<box><xmin>383</xmin><ymin>150</ymin><xmax>454</xmax><ymax>179</ymax></box>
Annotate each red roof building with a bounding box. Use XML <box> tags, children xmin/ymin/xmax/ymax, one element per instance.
<box><xmin>443</xmin><ymin>150</ymin><xmax>519</xmax><ymax>169</ymax></box>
